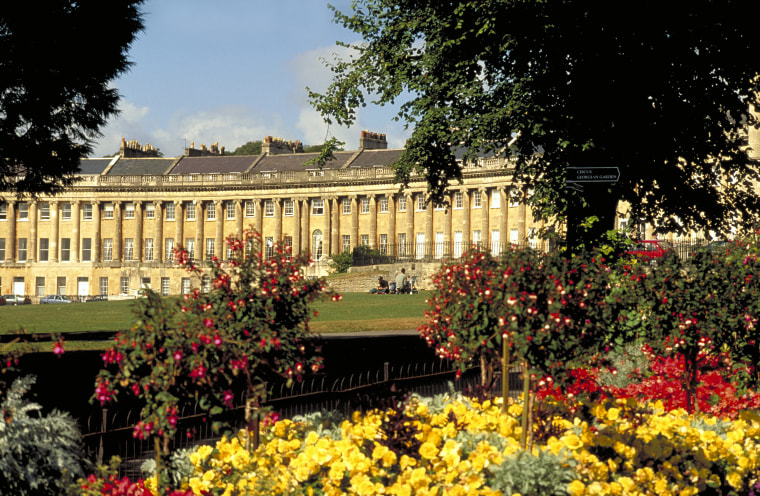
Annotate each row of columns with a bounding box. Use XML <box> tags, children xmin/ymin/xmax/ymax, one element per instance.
<box><xmin>3</xmin><ymin>187</ymin><xmax>526</xmax><ymax>264</ymax></box>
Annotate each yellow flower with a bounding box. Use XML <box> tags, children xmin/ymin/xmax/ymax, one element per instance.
<box><xmin>568</xmin><ymin>479</ymin><xmax>585</xmax><ymax>496</ymax></box>
<box><xmin>562</xmin><ymin>433</ymin><xmax>583</xmax><ymax>451</ymax></box>
<box><xmin>726</xmin><ymin>471</ymin><xmax>743</xmax><ymax>489</ymax></box>
<box><xmin>606</xmin><ymin>407</ymin><xmax>620</xmax><ymax>422</ymax></box>
<box><xmin>419</xmin><ymin>441</ymin><xmax>439</xmax><ymax>460</ymax></box>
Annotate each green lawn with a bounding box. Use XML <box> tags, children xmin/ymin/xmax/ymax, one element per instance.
<box><xmin>0</xmin><ymin>293</ymin><xmax>429</xmax><ymax>346</ymax></box>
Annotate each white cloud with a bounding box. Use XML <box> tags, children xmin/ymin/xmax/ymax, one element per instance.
<box><xmin>93</xmin><ymin>101</ymin><xmax>152</xmax><ymax>157</ymax></box>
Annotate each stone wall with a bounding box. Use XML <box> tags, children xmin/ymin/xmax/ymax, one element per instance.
<box><xmin>327</xmin><ymin>262</ymin><xmax>443</xmax><ymax>293</ymax></box>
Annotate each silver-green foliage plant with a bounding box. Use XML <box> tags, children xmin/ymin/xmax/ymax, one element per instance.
<box><xmin>596</xmin><ymin>342</ymin><xmax>650</xmax><ymax>389</ymax></box>
<box><xmin>0</xmin><ymin>375</ymin><xmax>85</xmax><ymax>495</ymax></box>
<box><xmin>485</xmin><ymin>447</ymin><xmax>577</xmax><ymax>496</ymax></box>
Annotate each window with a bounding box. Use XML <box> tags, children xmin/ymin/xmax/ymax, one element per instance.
<box><xmin>83</xmin><ymin>203</ymin><xmax>93</xmax><ymax>220</ymax></box>
<box><xmin>224</xmin><ymin>201</ymin><xmax>234</xmax><ymax>220</ymax></box>
<box><xmin>82</xmin><ymin>238</ymin><xmax>91</xmax><ymax>262</ymax></box>
<box><xmin>181</xmin><ymin>278</ymin><xmax>191</xmax><ymax>295</ymax></box>
<box><xmin>185</xmin><ymin>238</ymin><xmax>195</xmax><ymax>260</ymax></box>
<box><xmin>283</xmin><ymin>236</ymin><xmax>293</xmax><ymax>256</ymax></box>
<box><xmin>201</xmin><ymin>275</ymin><xmax>211</xmax><ymax>294</ymax></box>
<box><xmin>491</xmin><ymin>229</ymin><xmax>500</xmax><ymax>253</ymax></box>
<box><xmin>103</xmin><ymin>203</ymin><xmax>114</xmax><ymax>219</ymax></box>
<box><xmin>165</xmin><ymin>202</ymin><xmax>175</xmax><ymax>220</ymax></box>
<box><xmin>491</xmin><ymin>191</ymin><xmax>500</xmax><ymax>208</ymax></box>
<box><xmin>39</xmin><ymin>238</ymin><xmax>49</xmax><ymax>261</ymax></box>
<box><xmin>186</xmin><ymin>202</ymin><xmax>195</xmax><ymax>220</ymax></box>
<box><xmin>473</xmin><ymin>230</ymin><xmax>482</xmax><ymax>246</ymax></box>
<box><xmin>125</xmin><ymin>203</ymin><xmax>135</xmax><ymax>219</ymax></box>
<box><xmin>124</xmin><ymin>238</ymin><xmax>134</xmax><ymax>261</ymax></box>
<box><xmin>416</xmin><ymin>233</ymin><xmax>425</xmax><ymax>259</ymax></box>
<box><xmin>0</xmin><ymin>203</ymin><xmax>6</xmax><ymax>220</ymax></box>
<box><xmin>435</xmin><ymin>232</ymin><xmax>444</xmax><ymax>259</ymax></box>
<box><xmin>57</xmin><ymin>277</ymin><xmax>66</xmax><ymax>296</ymax></box>
<box><xmin>18</xmin><ymin>202</ymin><xmax>28</xmax><ymax>220</ymax></box>
<box><xmin>398</xmin><ymin>233</ymin><xmax>407</xmax><ymax>256</ymax></box>
<box><xmin>342</xmin><ymin>199</ymin><xmax>351</xmax><ymax>215</ymax></box>
<box><xmin>510</xmin><ymin>228</ymin><xmax>519</xmax><ymax>245</ymax></box>
<box><xmin>312</xmin><ymin>230</ymin><xmax>323</xmax><ymax>260</ymax></box>
<box><xmin>161</xmin><ymin>277</ymin><xmax>170</xmax><ymax>296</ymax></box>
<box><xmin>360</xmin><ymin>234</ymin><xmax>369</xmax><ymax>246</ymax></box>
<box><xmin>103</xmin><ymin>238</ymin><xmax>113</xmax><ymax>261</ymax></box>
<box><xmin>205</xmin><ymin>238</ymin><xmax>215</xmax><ymax>259</ymax></box>
<box><xmin>17</xmin><ymin>238</ymin><xmax>27</xmax><ymax>261</ymax></box>
<box><xmin>454</xmin><ymin>231</ymin><xmax>463</xmax><ymax>258</ymax></box>
<box><xmin>416</xmin><ymin>194</ymin><xmax>425</xmax><ymax>211</ymax></box>
<box><xmin>341</xmin><ymin>235</ymin><xmax>351</xmax><ymax>253</ymax></box>
<box><xmin>36</xmin><ymin>277</ymin><xmax>45</xmax><ymax>297</ymax></box>
<box><xmin>61</xmin><ymin>238</ymin><xmax>70</xmax><ymax>262</ymax></box>
<box><xmin>144</xmin><ymin>238</ymin><xmax>154</xmax><ymax>261</ymax></box>
<box><xmin>40</xmin><ymin>202</ymin><xmax>50</xmax><ymax>220</ymax></box>
<box><xmin>398</xmin><ymin>196</ymin><xmax>406</xmax><ymax>212</ymax></box>
<box><xmin>361</xmin><ymin>198</ymin><xmax>370</xmax><ymax>214</ymax></box>
<box><xmin>142</xmin><ymin>277</ymin><xmax>151</xmax><ymax>290</ymax></box>
<box><xmin>379</xmin><ymin>197</ymin><xmax>388</xmax><ymax>213</ymax></box>
<box><xmin>311</xmin><ymin>199</ymin><xmax>324</xmax><ymax>216</ymax></box>
<box><xmin>244</xmin><ymin>200</ymin><xmax>255</xmax><ymax>218</ymax></box>
<box><xmin>265</xmin><ymin>237</ymin><xmax>274</xmax><ymax>259</ymax></box>
<box><xmin>380</xmin><ymin>234</ymin><xmax>388</xmax><ymax>254</ymax></box>
<box><xmin>284</xmin><ymin>200</ymin><xmax>294</xmax><ymax>216</ymax></box>
<box><xmin>145</xmin><ymin>203</ymin><xmax>155</xmax><ymax>219</ymax></box>
<box><xmin>206</xmin><ymin>202</ymin><xmax>216</xmax><ymax>220</ymax></box>
<box><xmin>99</xmin><ymin>277</ymin><xmax>109</xmax><ymax>296</ymax></box>
<box><xmin>225</xmin><ymin>243</ymin><xmax>233</xmax><ymax>260</ymax></box>
<box><xmin>165</xmin><ymin>238</ymin><xmax>174</xmax><ymax>261</ymax></box>
<box><xmin>473</xmin><ymin>191</ymin><xmax>482</xmax><ymax>208</ymax></box>
<box><xmin>61</xmin><ymin>203</ymin><xmax>71</xmax><ymax>220</ymax></box>
<box><xmin>264</xmin><ymin>200</ymin><xmax>275</xmax><ymax>217</ymax></box>
<box><xmin>0</xmin><ymin>238</ymin><xmax>5</xmax><ymax>260</ymax></box>
<box><xmin>454</xmin><ymin>192</ymin><xmax>463</xmax><ymax>209</ymax></box>
<box><xmin>120</xmin><ymin>277</ymin><xmax>129</xmax><ymax>295</ymax></box>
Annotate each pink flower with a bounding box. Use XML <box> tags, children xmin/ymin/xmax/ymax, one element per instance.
<box><xmin>52</xmin><ymin>341</ymin><xmax>65</xmax><ymax>356</ymax></box>
<box><xmin>203</xmin><ymin>318</ymin><xmax>214</xmax><ymax>328</ymax></box>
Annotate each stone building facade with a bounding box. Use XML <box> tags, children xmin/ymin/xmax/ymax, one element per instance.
<box><xmin>0</xmin><ymin>133</ymin><xmax>545</xmax><ymax>300</ymax></box>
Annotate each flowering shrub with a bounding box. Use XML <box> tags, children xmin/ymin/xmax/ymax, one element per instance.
<box><xmin>137</xmin><ymin>392</ymin><xmax>760</xmax><ymax>496</ymax></box>
<box><xmin>93</xmin><ymin>229</ymin><xmax>337</xmax><ymax>486</ymax></box>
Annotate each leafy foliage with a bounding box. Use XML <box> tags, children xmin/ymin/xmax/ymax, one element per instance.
<box><xmin>228</xmin><ymin>140</ymin><xmax>262</xmax><ymax>156</ymax></box>
<box><xmin>486</xmin><ymin>448</ymin><xmax>577</xmax><ymax>496</ymax></box>
<box><xmin>310</xmin><ymin>1</ymin><xmax>760</xmax><ymax>245</ymax></box>
<box><xmin>0</xmin><ymin>375</ymin><xmax>85</xmax><ymax>495</ymax></box>
<box><xmin>329</xmin><ymin>250</ymin><xmax>353</xmax><ymax>273</ymax></box>
<box><xmin>1</xmin><ymin>1</ymin><xmax>144</xmax><ymax>195</ymax></box>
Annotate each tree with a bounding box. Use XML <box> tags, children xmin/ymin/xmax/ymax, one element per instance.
<box><xmin>0</xmin><ymin>1</ymin><xmax>144</xmax><ymax>196</ymax></box>
<box><xmin>309</xmin><ymin>1</ymin><xmax>760</xmax><ymax>248</ymax></box>
<box><xmin>229</xmin><ymin>140</ymin><xmax>263</xmax><ymax>156</ymax></box>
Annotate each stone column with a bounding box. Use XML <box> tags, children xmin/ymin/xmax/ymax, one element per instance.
<box><xmin>254</xmin><ymin>199</ymin><xmax>263</xmax><ymax>236</ymax></box>
<box><xmin>50</xmin><ymin>201</ymin><xmax>59</xmax><ymax>262</ymax></box>
<box><xmin>235</xmin><ymin>200</ymin><xmax>243</xmax><ymax>237</ymax></box>
<box><xmin>71</xmin><ymin>201</ymin><xmax>80</xmax><ymax>262</ymax></box>
<box><xmin>500</xmin><ymin>188</ymin><xmax>508</xmax><ymax>250</ymax></box>
<box><xmin>215</xmin><ymin>200</ymin><xmax>224</xmax><ymax>260</ymax></box>
<box><xmin>293</xmin><ymin>198</ymin><xmax>301</xmax><ymax>255</ymax></box>
<box><xmin>5</xmin><ymin>201</ymin><xmax>15</xmax><ymax>262</ymax></box>
<box><xmin>93</xmin><ymin>201</ymin><xmax>101</xmax><ymax>263</ymax></box>
<box><xmin>517</xmin><ymin>187</ymin><xmax>527</xmax><ymax>243</ymax></box>
<box><xmin>350</xmin><ymin>196</ymin><xmax>358</xmax><ymax>251</ymax></box>
<box><xmin>330</xmin><ymin>197</ymin><xmax>340</xmax><ymax>256</ymax></box>
<box><xmin>274</xmin><ymin>198</ymin><xmax>283</xmax><ymax>242</ymax></box>
<box><xmin>153</xmin><ymin>202</ymin><xmax>163</xmax><ymax>262</ymax></box>
<box><xmin>369</xmin><ymin>195</ymin><xmax>377</xmax><ymax>249</ymax></box>
<box><xmin>113</xmin><ymin>201</ymin><xmax>122</xmax><ymax>261</ymax></box>
<box><xmin>387</xmin><ymin>194</ymin><xmax>396</xmax><ymax>257</ymax></box>
<box><xmin>425</xmin><ymin>197</ymin><xmax>434</xmax><ymax>260</ymax></box>
<box><xmin>405</xmin><ymin>193</ymin><xmax>414</xmax><ymax>256</ymax></box>
<box><xmin>462</xmin><ymin>189</ymin><xmax>471</xmax><ymax>249</ymax></box>
<box><xmin>175</xmin><ymin>201</ymin><xmax>184</xmax><ymax>252</ymax></box>
<box><xmin>323</xmin><ymin>196</ymin><xmax>331</xmax><ymax>256</ymax></box>
<box><xmin>195</xmin><ymin>201</ymin><xmax>204</xmax><ymax>260</ymax></box>
<box><xmin>302</xmin><ymin>199</ymin><xmax>311</xmax><ymax>255</ymax></box>
<box><xmin>480</xmin><ymin>188</ymin><xmax>489</xmax><ymax>249</ymax></box>
<box><xmin>29</xmin><ymin>201</ymin><xmax>37</xmax><ymax>262</ymax></box>
<box><xmin>443</xmin><ymin>195</ymin><xmax>452</xmax><ymax>258</ymax></box>
<box><xmin>134</xmin><ymin>201</ymin><xmax>143</xmax><ymax>261</ymax></box>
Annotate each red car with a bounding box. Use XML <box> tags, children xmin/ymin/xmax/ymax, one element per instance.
<box><xmin>626</xmin><ymin>240</ymin><xmax>672</xmax><ymax>261</ymax></box>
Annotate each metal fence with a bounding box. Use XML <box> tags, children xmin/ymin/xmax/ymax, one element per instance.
<box><xmin>80</xmin><ymin>359</ymin><xmax>523</xmax><ymax>479</ymax></box>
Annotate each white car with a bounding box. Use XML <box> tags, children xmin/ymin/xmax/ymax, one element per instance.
<box><xmin>39</xmin><ymin>295</ymin><xmax>74</xmax><ymax>304</ymax></box>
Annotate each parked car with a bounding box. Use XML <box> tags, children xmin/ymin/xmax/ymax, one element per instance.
<box><xmin>2</xmin><ymin>294</ymin><xmax>31</xmax><ymax>305</ymax></box>
<box><xmin>626</xmin><ymin>240</ymin><xmax>672</xmax><ymax>262</ymax></box>
<box><xmin>86</xmin><ymin>295</ymin><xmax>108</xmax><ymax>302</ymax></box>
<box><xmin>39</xmin><ymin>295</ymin><xmax>74</xmax><ymax>304</ymax></box>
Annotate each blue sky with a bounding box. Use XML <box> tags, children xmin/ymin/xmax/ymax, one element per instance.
<box><xmin>93</xmin><ymin>0</ymin><xmax>410</xmax><ymax>157</ymax></box>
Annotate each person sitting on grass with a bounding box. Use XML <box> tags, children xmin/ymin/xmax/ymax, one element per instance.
<box><xmin>396</xmin><ymin>268</ymin><xmax>409</xmax><ymax>294</ymax></box>
<box><xmin>370</xmin><ymin>276</ymin><xmax>390</xmax><ymax>294</ymax></box>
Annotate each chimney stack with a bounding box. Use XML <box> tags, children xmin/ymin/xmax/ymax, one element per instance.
<box><xmin>359</xmin><ymin>130</ymin><xmax>388</xmax><ymax>150</ymax></box>
<box><xmin>262</xmin><ymin>136</ymin><xmax>304</xmax><ymax>155</ymax></box>
<box><xmin>120</xmin><ymin>138</ymin><xmax>160</xmax><ymax>158</ymax></box>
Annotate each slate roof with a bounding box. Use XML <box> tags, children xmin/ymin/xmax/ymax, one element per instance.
<box><xmin>77</xmin><ymin>158</ymin><xmax>113</xmax><ymax>175</ymax></box>
<box><xmin>347</xmin><ymin>149</ymin><xmax>403</xmax><ymax>169</ymax></box>
<box><xmin>251</xmin><ymin>151</ymin><xmax>356</xmax><ymax>172</ymax></box>
<box><xmin>168</xmin><ymin>156</ymin><xmax>259</xmax><ymax>175</ymax></box>
<box><xmin>107</xmin><ymin>158</ymin><xmax>176</xmax><ymax>176</ymax></box>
